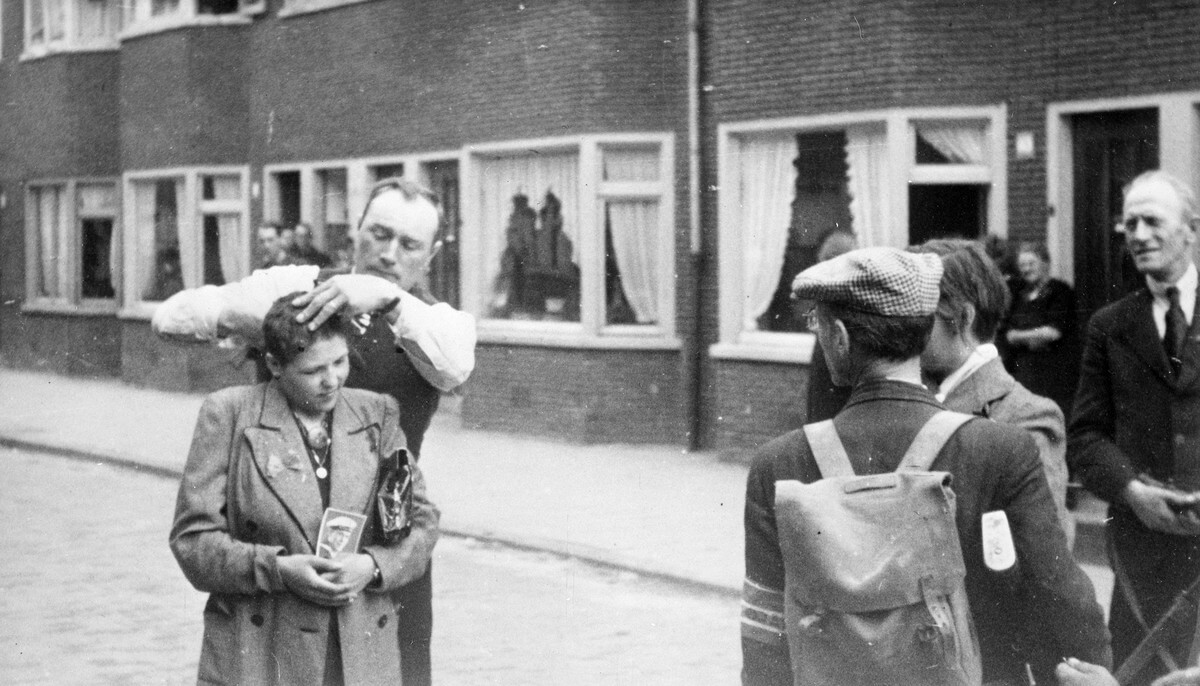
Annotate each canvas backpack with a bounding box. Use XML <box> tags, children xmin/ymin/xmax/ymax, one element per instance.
<box><xmin>774</xmin><ymin>410</ymin><xmax>982</xmax><ymax>686</ymax></box>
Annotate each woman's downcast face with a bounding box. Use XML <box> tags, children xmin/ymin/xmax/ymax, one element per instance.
<box><xmin>276</xmin><ymin>335</ymin><xmax>351</xmax><ymax>419</ymax></box>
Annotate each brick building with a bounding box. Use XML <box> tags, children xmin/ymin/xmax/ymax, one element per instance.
<box><xmin>1</xmin><ymin>0</ymin><xmax>1198</xmax><ymax>449</ymax></box>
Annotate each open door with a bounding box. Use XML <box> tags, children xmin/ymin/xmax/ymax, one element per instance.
<box><xmin>1071</xmin><ymin>108</ymin><xmax>1158</xmax><ymax>328</ymax></box>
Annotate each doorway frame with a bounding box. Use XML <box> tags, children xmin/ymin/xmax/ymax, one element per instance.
<box><xmin>1047</xmin><ymin>91</ymin><xmax>1200</xmax><ymax>285</ymax></box>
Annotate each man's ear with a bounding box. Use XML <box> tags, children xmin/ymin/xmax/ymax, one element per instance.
<box><xmin>428</xmin><ymin>239</ymin><xmax>443</xmax><ymax>263</ymax></box>
<box><xmin>959</xmin><ymin>303</ymin><xmax>977</xmax><ymax>339</ymax></box>
<box><xmin>831</xmin><ymin>317</ymin><xmax>851</xmax><ymax>356</ymax></box>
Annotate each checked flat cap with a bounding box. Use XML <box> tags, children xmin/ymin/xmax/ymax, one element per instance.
<box><xmin>791</xmin><ymin>246</ymin><xmax>943</xmax><ymax>317</ymax></box>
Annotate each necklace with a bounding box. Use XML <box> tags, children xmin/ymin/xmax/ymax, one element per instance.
<box><xmin>295</xmin><ymin>413</ymin><xmax>332</xmax><ymax>480</ymax></box>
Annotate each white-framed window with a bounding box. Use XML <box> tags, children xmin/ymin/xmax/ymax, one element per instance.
<box><xmin>461</xmin><ymin>134</ymin><xmax>677</xmax><ymax>347</ymax></box>
<box><xmin>22</xmin><ymin>0</ymin><xmax>123</xmax><ymax>58</ymax></box>
<box><xmin>120</xmin><ymin>0</ymin><xmax>258</xmax><ymax>40</ymax></box>
<box><xmin>121</xmin><ymin>167</ymin><xmax>250</xmax><ymax>316</ymax></box>
<box><xmin>264</xmin><ymin>154</ymin><xmax>462</xmax><ymax>304</ymax></box>
<box><xmin>23</xmin><ymin>179</ymin><xmax>120</xmax><ymax>312</ymax></box>
<box><xmin>714</xmin><ymin>106</ymin><xmax>1006</xmax><ymax>363</ymax></box>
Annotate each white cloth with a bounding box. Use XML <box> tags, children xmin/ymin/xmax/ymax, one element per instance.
<box><xmin>151</xmin><ymin>264</ymin><xmax>476</xmax><ymax>392</ymax></box>
<box><xmin>935</xmin><ymin>343</ymin><xmax>1000</xmax><ymax>403</ymax></box>
<box><xmin>1146</xmin><ymin>262</ymin><xmax>1198</xmax><ymax>339</ymax></box>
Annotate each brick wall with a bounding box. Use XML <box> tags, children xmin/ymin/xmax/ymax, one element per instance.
<box><xmin>463</xmin><ymin>345</ymin><xmax>685</xmax><ymax>444</ymax></box>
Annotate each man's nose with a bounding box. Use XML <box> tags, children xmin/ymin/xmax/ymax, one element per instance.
<box><xmin>378</xmin><ymin>239</ymin><xmax>399</xmax><ymax>264</ymax></box>
<box><xmin>1128</xmin><ymin>218</ymin><xmax>1154</xmax><ymax>241</ymax></box>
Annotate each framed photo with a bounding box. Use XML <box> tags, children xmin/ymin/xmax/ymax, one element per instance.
<box><xmin>316</xmin><ymin>507</ymin><xmax>367</xmax><ymax>560</ymax></box>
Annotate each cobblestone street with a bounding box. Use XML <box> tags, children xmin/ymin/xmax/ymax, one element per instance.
<box><xmin>0</xmin><ymin>448</ymin><xmax>739</xmax><ymax>684</ymax></box>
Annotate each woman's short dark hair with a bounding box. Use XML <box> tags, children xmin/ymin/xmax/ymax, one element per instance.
<box><xmin>911</xmin><ymin>239</ymin><xmax>1011</xmax><ymax>343</ymax></box>
<box><xmin>262</xmin><ymin>292</ymin><xmax>354</xmax><ymax>366</ymax></box>
<box><xmin>822</xmin><ymin>303</ymin><xmax>933</xmax><ymax>363</ymax></box>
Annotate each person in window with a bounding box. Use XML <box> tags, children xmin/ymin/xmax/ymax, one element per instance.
<box><xmin>258</xmin><ymin>221</ymin><xmax>295</xmax><ymax>269</ymax></box>
<box><xmin>153</xmin><ymin>177</ymin><xmax>475</xmax><ymax>686</ymax></box>
<box><xmin>1003</xmin><ymin>241</ymin><xmax>1078</xmax><ymax>420</ymax></box>
<box><xmin>170</xmin><ymin>294</ymin><xmax>439</xmax><ymax>686</ymax></box>
<box><xmin>492</xmin><ymin>192</ymin><xmax>538</xmax><ymax>318</ymax></box>
<box><xmin>146</xmin><ymin>245</ymin><xmax>185</xmax><ymax>302</ymax></box>
<box><xmin>291</xmin><ymin>222</ymin><xmax>333</xmax><ymax>268</ymax></box>
<box><xmin>527</xmin><ymin>192</ymin><xmax>580</xmax><ymax>320</ymax></box>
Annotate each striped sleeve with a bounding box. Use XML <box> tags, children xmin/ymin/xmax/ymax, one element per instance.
<box><xmin>741</xmin><ymin>577</ymin><xmax>785</xmax><ymax>645</ymax></box>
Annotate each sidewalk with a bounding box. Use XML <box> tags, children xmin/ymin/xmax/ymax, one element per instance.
<box><xmin>0</xmin><ymin>369</ymin><xmax>747</xmax><ymax>595</ymax></box>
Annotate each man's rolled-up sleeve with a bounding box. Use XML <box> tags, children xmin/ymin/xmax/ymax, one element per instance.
<box><xmin>388</xmin><ymin>290</ymin><xmax>477</xmax><ymax>392</ymax></box>
<box><xmin>152</xmin><ymin>265</ymin><xmax>322</xmax><ymax>343</ymax></box>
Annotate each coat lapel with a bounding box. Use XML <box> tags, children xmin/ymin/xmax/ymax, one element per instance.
<box><xmin>329</xmin><ymin>393</ymin><xmax>383</xmax><ymax>515</ymax></box>
<box><xmin>244</xmin><ymin>382</ymin><xmax>325</xmax><ymax>550</ymax></box>
<box><xmin>942</xmin><ymin>358</ymin><xmax>1014</xmax><ymax>418</ymax></box>
<box><xmin>1115</xmin><ymin>290</ymin><xmax>1173</xmax><ymax>386</ymax></box>
<box><xmin>1178</xmin><ymin>284</ymin><xmax>1200</xmax><ymax>390</ymax></box>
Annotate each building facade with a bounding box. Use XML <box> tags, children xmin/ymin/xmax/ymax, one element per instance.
<box><xmin>2</xmin><ymin>0</ymin><xmax>1198</xmax><ymax>448</ymax></box>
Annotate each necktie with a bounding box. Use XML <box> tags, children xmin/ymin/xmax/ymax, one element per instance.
<box><xmin>1164</xmin><ymin>286</ymin><xmax>1187</xmax><ymax>374</ymax></box>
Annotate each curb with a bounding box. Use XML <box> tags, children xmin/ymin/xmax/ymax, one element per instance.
<box><xmin>1</xmin><ymin>435</ymin><xmax>740</xmax><ymax>599</ymax></box>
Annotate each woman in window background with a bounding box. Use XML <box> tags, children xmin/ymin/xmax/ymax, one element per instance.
<box><xmin>169</xmin><ymin>294</ymin><xmax>438</xmax><ymax>685</ymax></box>
<box><xmin>1004</xmin><ymin>241</ymin><xmax>1079</xmax><ymax>420</ymax></box>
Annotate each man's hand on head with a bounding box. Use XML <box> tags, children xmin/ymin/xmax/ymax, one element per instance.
<box><xmin>292</xmin><ymin>274</ymin><xmax>403</xmax><ymax>330</ymax></box>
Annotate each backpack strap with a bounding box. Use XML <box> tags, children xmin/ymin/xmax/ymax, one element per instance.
<box><xmin>897</xmin><ymin>411</ymin><xmax>974</xmax><ymax>471</ymax></box>
<box><xmin>803</xmin><ymin>420</ymin><xmax>856</xmax><ymax>479</ymax></box>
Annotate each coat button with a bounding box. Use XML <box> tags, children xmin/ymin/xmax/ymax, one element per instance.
<box><xmin>378</xmin><ymin>615</ymin><xmax>389</xmax><ymax>628</ymax></box>
<box><xmin>251</xmin><ymin>614</ymin><xmax>265</xmax><ymax>627</ymax></box>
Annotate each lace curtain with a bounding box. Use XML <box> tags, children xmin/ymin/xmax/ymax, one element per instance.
<box><xmin>844</xmin><ymin>124</ymin><xmax>895</xmax><ymax>248</ymax></box>
<box><xmin>737</xmin><ymin>135</ymin><xmax>797</xmax><ymax>330</ymax></box>
<box><xmin>35</xmin><ymin>187</ymin><xmax>69</xmax><ymax>299</ymax></box>
<box><xmin>607</xmin><ymin>200</ymin><xmax>659</xmax><ymax>324</ymax></box>
<box><xmin>916</xmin><ymin>122</ymin><xmax>987</xmax><ymax>165</ymax></box>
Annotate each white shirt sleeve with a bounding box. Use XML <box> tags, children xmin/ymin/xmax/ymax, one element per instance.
<box><xmin>151</xmin><ymin>265</ymin><xmax>322</xmax><ymax>342</ymax></box>
<box><xmin>387</xmin><ymin>290</ymin><xmax>477</xmax><ymax>392</ymax></box>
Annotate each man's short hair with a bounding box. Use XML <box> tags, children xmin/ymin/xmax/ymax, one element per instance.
<box><xmin>910</xmin><ymin>238</ymin><xmax>1011</xmax><ymax>343</ymax></box>
<box><xmin>358</xmin><ymin>177</ymin><xmax>443</xmax><ymax>231</ymax></box>
<box><xmin>822</xmin><ymin>303</ymin><xmax>934</xmax><ymax>363</ymax></box>
<box><xmin>262</xmin><ymin>292</ymin><xmax>353</xmax><ymax>366</ymax></box>
<box><xmin>1124</xmin><ymin>170</ymin><xmax>1199</xmax><ymax>224</ymax></box>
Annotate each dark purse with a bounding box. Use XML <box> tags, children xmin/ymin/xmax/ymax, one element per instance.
<box><xmin>377</xmin><ymin>448</ymin><xmax>414</xmax><ymax>542</ymax></box>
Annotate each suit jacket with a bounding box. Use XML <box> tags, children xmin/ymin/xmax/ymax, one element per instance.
<box><xmin>170</xmin><ymin>382</ymin><xmax>439</xmax><ymax>686</ymax></box>
<box><xmin>942</xmin><ymin>357</ymin><xmax>1072</xmax><ymax>540</ymax></box>
<box><xmin>742</xmin><ymin>380</ymin><xmax>1110</xmax><ymax>686</ymax></box>
<box><xmin>1069</xmin><ymin>287</ymin><xmax>1200</xmax><ymax>504</ymax></box>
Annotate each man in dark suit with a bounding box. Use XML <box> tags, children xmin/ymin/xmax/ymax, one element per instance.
<box><xmin>1070</xmin><ymin>169</ymin><xmax>1200</xmax><ymax>681</ymax></box>
<box><xmin>742</xmin><ymin>247</ymin><xmax>1110</xmax><ymax>685</ymax></box>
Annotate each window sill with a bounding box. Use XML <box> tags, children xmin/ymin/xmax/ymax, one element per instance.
<box><xmin>120</xmin><ymin>13</ymin><xmax>252</xmax><ymax>41</ymax></box>
<box><xmin>21</xmin><ymin>300</ymin><xmax>120</xmax><ymax>318</ymax></box>
<box><xmin>117</xmin><ymin>302</ymin><xmax>160</xmax><ymax>322</ymax></box>
<box><xmin>278</xmin><ymin>0</ymin><xmax>379</xmax><ymax>18</ymax></box>
<box><xmin>478</xmin><ymin>321</ymin><xmax>681</xmax><ymax>351</ymax></box>
<box><xmin>20</xmin><ymin>42</ymin><xmax>120</xmax><ymax>61</ymax></box>
<box><xmin>709</xmin><ymin>333</ymin><xmax>815</xmax><ymax>364</ymax></box>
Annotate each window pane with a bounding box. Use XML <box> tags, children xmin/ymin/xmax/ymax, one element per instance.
<box><xmin>151</xmin><ymin>0</ymin><xmax>180</xmax><ymax>17</ymax></box>
<box><xmin>45</xmin><ymin>0</ymin><xmax>65</xmax><ymax>41</ymax></box>
<box><xmin>134</xmin><ymin>179</ymin><xmax>183</xmax><ymax>302</ymax></box>
<box><xmin>908</xmin><ymin>184</ymin><xmax>988</xmax><ymax>245</ymax></box>
<box><xmin>202</xmin><ymin>215</ymin><xmax>226</xmax><ymax>286</ymax></box>
<box><xmin>369</xmin><ymin>163</ymin><xmax>405</xmax><ymax>182</ymax></box>
<box><xmin>914</xmin><ymin>121</ymin><xmax>989</xmax><ymax>165</ymax></box>
<box><xmin>605</xmin><ymin>200</ymin><xmax>659</xmax><ymax>325</ymax></box>
<box><xmin>29</xmin><ymin>0</ymin><xmax>46</xmax><ymax>45</ymax></box>
<box><xmin>602</xmin><ymin>146</ymin><xmax>659</xmax><ymax>182</ymax></box>
<box><xmin>31</xmin><ymin>186</ymin><xmax>69</xmax><ymax>299</ymax></box>
<box><xmin>78</xmin><ymin>183</ymin><xmax>116</xmax><ymax>216</ymax></box>
<box><xmin>317</xmin><ymin>169</ymin><xmax>350</xmax><ymax>262</ymax></box>
<box><xmin>81</xmin><ymin>218</ymin><xmax>116</xmax><ymax>299</ymax></box>
<box><xmin>76</xmin><ymin>0</ymin><xmax>121</xmax><ymax>42</ymax></box>
<box><xmin>425</xmin><ymin>160</ymin><xmax>460</xmax><ymax>307</ymax></box>
<box><xmin>480</xmin><ymin>152</ymin><xmax>580</xmax><ymax>322</ymax></box>
<box><xmin>202</xmin><ymin>174</ymin><xmax>240</xmax><ymax>201</ymax></box>
<box><xmin>272</xmin><ymin>171</ymin><xmax>302</xmax><ymax>229</ymax></box>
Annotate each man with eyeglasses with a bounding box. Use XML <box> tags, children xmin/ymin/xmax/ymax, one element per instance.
<box><xmin>154</xmin><ymin>177</ymin><xmax>475</xmax><ymax>686</ymax></box>
<box><xmin>1069</xmin><ymin>170</ymin><xmax>1200</xmax><ymax>683</ymax></box>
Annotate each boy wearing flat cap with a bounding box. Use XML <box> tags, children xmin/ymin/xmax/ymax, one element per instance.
<box><xmin>740</xmin><ymin>247</ymin><xmax>1110</xmax><ymax>685</ymax></box>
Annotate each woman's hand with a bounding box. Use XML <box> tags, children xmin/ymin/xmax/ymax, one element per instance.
<box><xmin>277</xmin><ymin>555</ymin><xmax>356</xmax><ymax>606</ymax></box>
<box><xmin>1056</xmin><ymin>658</ymin><xmax>1119</xmax><ymax>686</ymax></box>
<box><xmin>320</xmin><ymin>553</ymin><xmax>379</xmax><ymax>595</ymax></box>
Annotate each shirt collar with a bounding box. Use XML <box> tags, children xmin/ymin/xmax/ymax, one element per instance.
<box><xmin>934</xmin><ymin>343</ymin><xmax>999</xmax><ymax>402</ymax></box>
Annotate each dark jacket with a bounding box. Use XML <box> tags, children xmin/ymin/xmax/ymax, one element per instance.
<box><xmin>743</xmin><ymin>380</ymin><xmax>1110</xmax><ymax>685</ymax></box>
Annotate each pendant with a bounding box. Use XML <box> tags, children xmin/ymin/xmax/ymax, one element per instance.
<box><xmin>316</xmin><ymin>466</ymin><xmax>328</xmax><ymax>479</ymax></box>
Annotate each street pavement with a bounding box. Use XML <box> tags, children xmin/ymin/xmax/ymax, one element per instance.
<box><xmin>0</xmin><ymin>447</ymin><xmax>740</xmax><ymax>684</ymax></box>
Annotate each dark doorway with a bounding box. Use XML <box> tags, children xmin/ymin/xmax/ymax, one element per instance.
<box><xmin>908</xmin><ymin>184</ymin><xmax>988</xmax><ymax>245</ymax></box>
<box><xmin>1071</xmin><ymin>108</ymin><xmax>1158</xmax><ymax>327</ymax></box>
<box><xmin>275</xmin><ymin>171</ymin><xmax>301</xmax><ymax>229</ymax></box>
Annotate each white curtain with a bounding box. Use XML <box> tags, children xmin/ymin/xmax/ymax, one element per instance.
<box><xmin>478</xmin><ymin>152</ymin><xmax>579</xmax><ymax>302</ymax></box>
<box><xmin>737</xmin><ymin>135</ymin><xmax>796</xmax><ymax>330</ymax></box>
<box><xmin>45</xmin><ymin>0</ymin><xmax>66</xmax><ymax>41</ymax></box>
<box><xmin>844</xmin><ymin>125</ymin><xmax>895</xmax><ymax>248</ymax></box>
<box><xmin>216</xmin><ymin>215</ymin><xmax>247</xmax><ymax>284</ymax></box>
<box><xmin>134</xmin><ymin>182</ymin><xmax>159</xmax><ymax>300</ymax></box>
<box><xmin>916</xmin><ymin>122</ymin><xmax>987</xmax><ymax>164</ymax></box>
<box><xmin>76</xmin><ymin>0</ymin><xmax>120</xmax><ymax>42</ymax></box>
<box><xmin>607</xmin><ymin>200</ymin><xmax>659</xmax><ymax>324</ymax></box>
<box><xmin>35</xmin><ymin>187</ymin><xmax>68</xmax><ymax>299</ymax></box>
